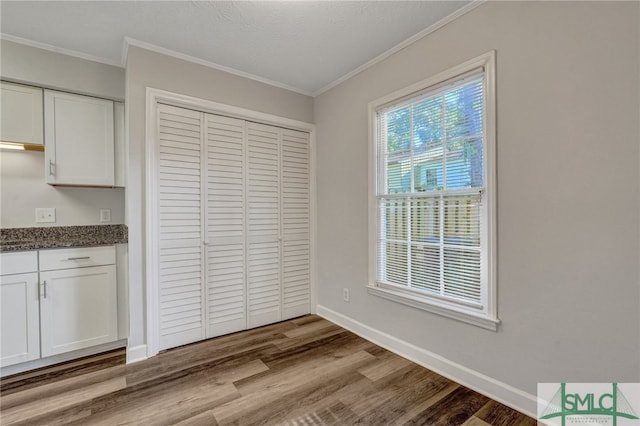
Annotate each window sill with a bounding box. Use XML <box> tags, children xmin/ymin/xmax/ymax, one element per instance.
<box><xmin>366</xmin><ymin>284</ymin><xmax>500</xmax><ymax>331</ymax></box>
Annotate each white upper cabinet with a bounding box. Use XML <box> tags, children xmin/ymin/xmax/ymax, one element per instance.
<box><xmin>114</xmin><ymin>101</ymin><xmax>126</xmax><ymax>187</ymax></box>
<box><xmin>1</xmin><ymin>81</ymin><xmax>44</xmax><ymax>146</ymax></box>
<box><xmin>44</xmin><ymin>90</ymin><xmax>114</xmax><ymax>187</ymax></box>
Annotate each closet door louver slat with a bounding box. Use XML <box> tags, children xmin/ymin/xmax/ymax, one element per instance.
<box><xmin>205</xmin><ymin>114</ymin><xmax>247</xmax><ymax>337</ymax></box>
<box><xmin>281</xmin><ymin>129</ymin><xmax>311</xmax><ymax>319</ymax></box>
<box><xmin>246</xmin><ymin>122</ymin><xmax>282</xmax><ymax>328</ymax></box>
<box><xmin>157</xmin><ymin>104</ymin><xmax>204</xmax><ymax>350</ymax></box>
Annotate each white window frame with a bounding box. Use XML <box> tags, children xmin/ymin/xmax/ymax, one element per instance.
<box><xmin>367</xmin><ymin>51</ymin><xmax>498</xmax><ymax>331</ymax></box>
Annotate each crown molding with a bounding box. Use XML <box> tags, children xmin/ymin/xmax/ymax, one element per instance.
<box><xmin>123</xmin><ymin>37</ymin><xmax>314</xmax><ymax>97</ymax></box>
<box><xmin>0</xmin><ymin>33</ymin><xmax>123</xmax><ymax>68</ymax></box>
<box><xmin>121</xmin><ymin>37</ymin><xmax>130</xmax><ymax>68</ymax></box>
<box><xmin>312</xmin><ymin>0</ymin><xmax>486</xmax><ymax>97</ymax></box>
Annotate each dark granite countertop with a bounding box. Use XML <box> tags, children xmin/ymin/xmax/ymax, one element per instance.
<box><xmin>0</xmin><ymin>225</ymin><xmax>128</xmax><ymax>252</ymax></box>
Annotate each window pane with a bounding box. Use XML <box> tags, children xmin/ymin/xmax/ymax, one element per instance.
<box><xmin>411</xmin><ymin>244</ymin><xmax>440</xmax><ymax>294</ymax></box>
<box><xmin>386</xmin><ymin>107</ymin><xmax>411</xmax><ymax>153</ymax></box>
<box><xmin>443</xmin><ymin>248</ymin><xmax>481</xmax><ymax>303</ymax></box>
<box><xmin>443</xmin><ymin>195</ymin><xmax>481</xmax><ymax>247</ymax></box>
<box><xmin>384</xmin><ymin>241</ymin><xmax>408</xmax><ymax>286</ymax></box>
<box><xmin>382</xmin><ymin>198</ymin><xmax>408</xmax><ymax>241</ymax></box>
<box><xmin>413</xmin><ymin>97</ymin><xmax>443</xmax><ymax>147</ymax></box>
<box><xmin>445</xmin><ymin>80</ymin><xmax>483</xmax><ymax>139</ymax></box>
<box><xmin>385</xmin><ymin>161</ymin><xmax>407</xmax><ymax>194</ymax></box>
<box><xmin>387</xmin><ymin>159</ymin><xmax>411</xmax><ymax>193</ymax></box>
<box><xmin>410</xmin><ymin>197</ymin><xmax>440</xmax><ymax>244</ymax></box>
<box><xmin>413</xmin><ymin>146</ymin><xmax>443</xmax><ymax>192</ymax></box>
<box><xmin>445</xmin><ymin>138</ymin><xmax>483</xmax><ymax>189</ymax></box>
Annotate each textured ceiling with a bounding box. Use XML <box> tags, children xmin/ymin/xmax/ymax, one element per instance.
<box><xmin>0</xmin><ymin>1</ymin><xmax>470</xmax><ymax>95</ymax></box>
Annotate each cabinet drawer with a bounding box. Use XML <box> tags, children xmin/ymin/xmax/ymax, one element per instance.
<box><xmin>39</xmin><ymin>246</ymin><xmax>115</xmax><ymax>271</ymax></box>
<box><xmin>0</xmin><ymin>251</ymin><xmax>38</xmax><ymax>275</ymax></box>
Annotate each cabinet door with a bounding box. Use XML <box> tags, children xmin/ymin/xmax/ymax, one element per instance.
<box><xmin>204</xmin><ymin>114</ymin><xmax>246</xmax><ymax>338</ymax></box>
<box><xmin>0</xmin><ymin>82</ymin><xmax>44</xmax><ymax>146</ymax></box>
<box><xmin>246</xmin><ymin>122</ymin><xmax>282</xmax><ymax>328</ymax></box>
<box><xmin>156</xmin><ymin>104</ymin><xmax>205</xmax><ymax>351</ymax></box>
<box><xmin>281</xmin><ymin>129</ymin><xmax>311</xmax><ymax>320</ymax></box>
<box><xmin>44</xmin><ymin>90</ymin><xmax>114</xmax><ymax>186</ymax></box>
<box><xmin>39</xmin><ymin>265</ymin><xmax>117</xmax><ymax>357</ymax></box>
<box><xmin>0</xmin><ymin>272</ymin><xmax>40</xmax><ymax>367</ymax></box>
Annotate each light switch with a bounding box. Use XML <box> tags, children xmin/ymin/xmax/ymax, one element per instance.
<box><xmin>100</xmin><ymin>209</ymin><xmax>111</xmax><ymax>223</ymax></box>
<box><xmin>35</xmin><ymin>208</ymin><xmax>56</xmax><ymax>223</ymax></box>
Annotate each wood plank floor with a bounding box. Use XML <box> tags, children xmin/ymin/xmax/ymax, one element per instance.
<box><xmin>0</xmin><ymin>316</ymin><xmax>535</xmax><ymax>425</ymax></box>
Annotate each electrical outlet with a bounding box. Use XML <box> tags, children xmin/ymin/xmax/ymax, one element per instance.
<box><xmin>343</xmin><ymin>288</ymin><xmax>350</xmax><ymax>302</ymax></box>
<box><xmin>35</xmin><ymin>208</ymin><xmax>56</xmax><ymax>223</ymax></box>
<box><xmin>100</xmin><ymin>209</ymin><xmax>112</xmax><ymax>223</ymax></box>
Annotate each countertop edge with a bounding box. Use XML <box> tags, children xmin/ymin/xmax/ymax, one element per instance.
<box><xmin>0</xmin><ymin>240</ymin><xmax>128</xmax><ymax>253</ymax></box>
<box><xmin>0</xmin><ymin>224</ymin><xmax>129</xmax><ymax>253</ymax></box>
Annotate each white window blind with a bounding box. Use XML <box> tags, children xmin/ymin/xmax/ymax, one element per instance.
<box><xmin>371</xmin><ymin>52</ymin><xmax>497</xmax><ymax>329</ymax></box>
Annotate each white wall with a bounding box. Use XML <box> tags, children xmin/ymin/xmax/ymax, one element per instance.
<box><xmin>125</xmin><ymin>45</ymin><xmax>314</xmax><ymax>358</ymax></box>
<box><xmin>0</xmin><ymin>40</ymin><xmax>126</xmax><ymax>228</ymax></box>
<box><xmin>0</xmin><ymin>150</ymin><xmax>125</xmax><ymax>227</ymax></box>
<box><xmin>314</xmin><ymin>0</ymin><xmax>640</xmax><ymax>412</ymax></box>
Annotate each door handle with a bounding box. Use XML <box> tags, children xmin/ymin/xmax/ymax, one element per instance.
<box><xmin>49</xmin><ymin>160</ymin><xmax>54</xmax><ymax>176</ymax></box>
<box><xmin>42</xmin><ymin>280</ymin><xmax>47</xmax><ymax>299</ymax></box>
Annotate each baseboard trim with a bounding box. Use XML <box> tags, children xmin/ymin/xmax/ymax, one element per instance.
<box><xmin>316</xmin><ymin>304</ymin><xmax>537</xmax><ymax>418</ymax></box>
<box><xmin>126</xmin><ymin>344</ymin><xmax>148</xmax><ymax>364</ymax></box>
<box><xmin>1</xmin><ymin>340</ymin><xmax>127</xmax><ymax>377</ymax></box>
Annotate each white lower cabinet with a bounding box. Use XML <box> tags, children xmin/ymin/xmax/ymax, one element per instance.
<box><xmin>40</xmin><ymin>265</ymin><xmax>117</xmax><ymax>357</ymax></box>
<box><xmin>1</xmin><ymin>255</ymin><xmax>40</xmax><ymax>367</ymax></box>
<box><xmin>0</xmin><ymin>247</ymin><xmax>118</xmax><ymax>369</ymax></box>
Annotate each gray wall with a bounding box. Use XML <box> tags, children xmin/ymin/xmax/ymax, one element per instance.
<box><xmin>314</xmin><ymin>0</ymin><xmax>639</xmax><ymax>399</ymax></box>
<box><xmin>0</xmin><ymin>40</ymin><xmax>126</xmax><ymax>228</ymax></box>
<box><xmin>1</xmin><ymin>39</ymin><xmax>125</xmax><ymax>100</ymax></box>
<box><xmin>125</xmin><ymin>45</ymin><xmax>314</xmax><ymax>353</ymax></box>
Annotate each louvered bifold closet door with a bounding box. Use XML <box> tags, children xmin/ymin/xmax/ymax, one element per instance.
<box><xmin>246</xmin><ymin>122</ymin><xmax>281</xmax><ymax>328</ymax></box>
<box><xmin>204</xmin><ymin>114</ymin><xmax>247</xmax><ymax>337</ymax></box>
<box><xmin>157</xmin><ymin>104</ymin><xmax>205</xmax><ymax>350</ymax></box>
<box><xmin>281</xmin><ymin>129</ymin><xmax>311</xmax><ymax>319</ymax></box>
